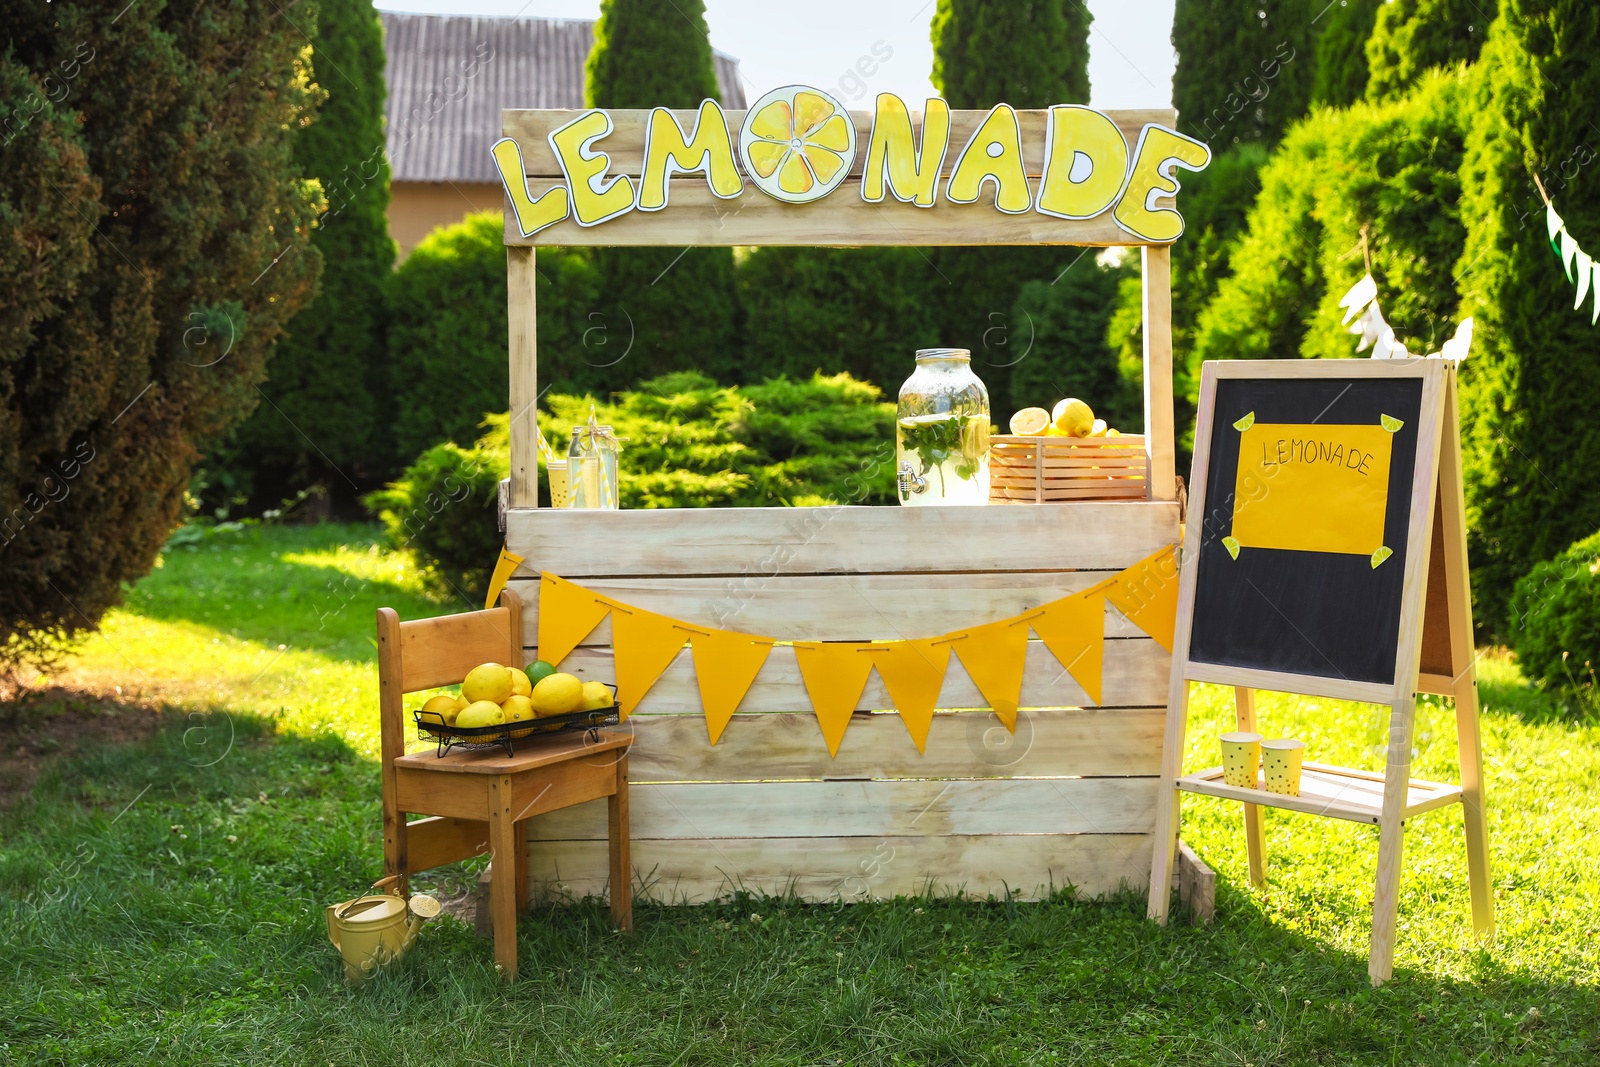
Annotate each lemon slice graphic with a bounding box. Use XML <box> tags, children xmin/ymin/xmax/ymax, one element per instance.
<box><xmin>739</xmin><ymin>85</ymin><xmax>857</xmax><ymax>204</ymax></box>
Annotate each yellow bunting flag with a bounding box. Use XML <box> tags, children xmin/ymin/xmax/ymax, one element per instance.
<box><xmin>609</xmin><ymin>606</ymin><xmax>688</xmax><ymax>719</ymax></box>
<box><xmin>792</xmin><ymin>642</ymin><xmax>878</xmax><ymax>757</ymax></box>
<box><xmin>1030</xmin><ymin>592</ymin><xmax>1105</xmax><ymax>706</ymax></box>
<box><xmin>536</xmin><ymin>572</ymin><xmax>613</xmax><ymax>668</ymax></box>
<box><xmin>1104</xmin><ymin>546</ymin><xmax>1180</xmax><ymax>652</ymax></box>
<box><xmin>950</xmin><ymin>619</ymin><xmax>1030</xmax><ymax>732</ymax></box>
<box><xmin>870</xmin><ymin>639</ymin><xmax>952</xmax><ymax>753</ymax></box>
<box><xmin>689</xmin><ymin>629</ymin><xmax>775</xmax><ymax>745</ymax></box>
<box><xmin>484</xmin><ymin>546</ymin><xmax>525</xmax><ymax>611</ymax></box>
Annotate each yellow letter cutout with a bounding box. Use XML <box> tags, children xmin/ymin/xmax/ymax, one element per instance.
<box><xmin>861</xmin><ymin>94</ymin><xmax>950</xmax><ymax>208</ymax></box>
<box><xmin>547</xmin><ymin>110</ymin><xmax>635</xmax><ymax>227</ymax></box>
<box><xmin>944</xmin><ymin>104</ymin><xmax>1031</xmax><ymax>214</ymax></box>
<box><xmin>1035</xmin><ymin>106</ymin><xmax>1129</xmax><ymax>221</ymax></box>
<box><xmin>490</xmin><ymin>137</ymin><xmax>570</xmax><ymax>238</ymax></box>
<box><xmin>636</xmin><ymin>100</ymin><xmax>743</xmax><ymax>212</ymax></box>
<box><xmin>1112</xmin><ymin>125</ymin><xmax>1211</xmax><ymax>242</ymax></box>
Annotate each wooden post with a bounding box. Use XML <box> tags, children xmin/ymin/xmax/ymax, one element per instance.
<box><xmin>1439</xmin><ymin>373</ymin><xmax>1493</xmax><ymax>942</ymax></box>
<box><xmin>489</xmin><ymin>775</ymin><xmax>519</xmax><ymax>981</ymax></box>
<box><xmin>507</xmin><ymin>246</ymin><xmax>539</xmax><ymax>509</ymax></box>
<box><xmin>1235</xmin><ymin>686</ymin><xmax>1268</xmax><ymax>888</ymax></box>
<box><xmin>609</xmin><ymin>755</ymin><xmax>633</xmax><ymax>931</ymax></box>
<box><xmin>1142</xmin><ymin>244</ymin><xmax>1176</xmax><ymax>502</ymax></box>
<box><xmin>376</xmin><ymin>607</ymin><xmax>409</xmax><ymax>896</ymax></box>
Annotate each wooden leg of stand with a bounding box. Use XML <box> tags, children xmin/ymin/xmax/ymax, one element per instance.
<box><xmin>489</xmin><ymin>776</ymin><xmax>519</xmax><ymax>981</ymax></box>
<box><xmin>1235</xmin><ymin>687</ymin><xmax>1268</xmax><ymax>888</ymax></box>
<box><xmin>608</xmin><ymin>756</ymin><xmax>632</xmax><ymax>932</ymax></box>
<box><xmin>1147</xmin><ymin>678</ymin><xmax>1189</xmax><ymax>924</ymax></box>
<box><xmin>1369</xmin><ymin>697</ymin><xmax>1414</xmax><ymax>986</ymax></box>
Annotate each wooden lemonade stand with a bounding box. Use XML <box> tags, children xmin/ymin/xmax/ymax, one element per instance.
<box><xmin>486</xmin><ymin>93</ymin><xmax>1207</xmax><ymax>906</ymax></box>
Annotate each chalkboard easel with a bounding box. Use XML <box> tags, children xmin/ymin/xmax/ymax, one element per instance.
<box><xmin>1147</xmin><ymin>359</ymin><xmax>1492</xmax><ymax>987</ymax></box>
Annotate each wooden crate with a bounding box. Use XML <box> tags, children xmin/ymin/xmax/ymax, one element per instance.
<box><xmin>989</xmin><ymin>434</ymin><xmax>1150</xmax><ymax>503</ymax></box>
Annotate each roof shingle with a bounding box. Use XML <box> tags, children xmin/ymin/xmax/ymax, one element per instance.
<box><xmin>380</xmin><ymin>12</ymin><xmax>747</xmax><ymax>184</ymax></box>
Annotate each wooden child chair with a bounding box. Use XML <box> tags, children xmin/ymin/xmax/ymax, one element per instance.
<box><xmin>376</xmin><ymin>588</ymin><xmax>633</xmax><ymax>981</ymax></box>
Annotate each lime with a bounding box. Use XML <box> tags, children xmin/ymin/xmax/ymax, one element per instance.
<box><xmin>525</xmin><ymin>660</ymin><xmax>557</xmax><ymax>687</ymax></box>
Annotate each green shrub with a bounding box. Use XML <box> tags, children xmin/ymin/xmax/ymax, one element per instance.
<box><xmin>737</xmin><ymin>247</ymin><xmax>941</xmax><ymax>389</ymax></box>
<box><xmin>384</xmin><ymin>213</ymin><xmax>601</xmax><ymax>463</ymax></box>
<box><xmin>364</xmin><ymin>416</ymin><xmax>507</xmax><ymax>603</ymax></box>
<box><xmin>1007</xmin><ymin>253</ymin><xmax>1140</xmax><ymax>431</ymax></box>
<box><xmin>228</xmin><ymin>0</ymin><xmax>395</xmax><ymax>504</ymax></box>
<box><xmin>370</xmin><ymin>372</ymin><xmax>897</xmax><ymax>599</ymax></box>
<box><xmin>0</xmin><ymin>1</ymin><xmax>321</xmax><ymax>669</ymax></box>
<box><xmin>1456</xmin><ymin>2</ymin><xmax>1600</xmax><ymax>635</ymax></box>
<box><xmin>1170</xmin><ymin>0</ymin><xmax>1323</xmax><ymax>148</ymax></box>
<box><xmin>1365</xmin><ymin>0</ymin><xmax>1496</xmax><ymax>102</ymax></box>
<box><xmin>1509</xmin><ymin>530</ymin><xmax>1600</xmax><ymax>696</ymax></box>
<box><xmin>1311</xmin><ymin>0</ymin><xmax>1383</xmax><ymax>108</ymax></box>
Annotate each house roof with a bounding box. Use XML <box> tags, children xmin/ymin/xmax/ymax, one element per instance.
<box><xmin>380</xmin><ymin>12</ymin><xmax>748</xmax><ymax>184</ymax></box>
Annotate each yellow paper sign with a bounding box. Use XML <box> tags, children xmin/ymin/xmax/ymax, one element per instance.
<box><xmin>484</xmin><ymin>546</ymin><xmax>525</xmax><ymax>611</ymax></box>
<box><xmin>950</xmin><ymin>619</ymin><xmax>1030</xmax><ymax>732</ymax></box>
<box><xmin>1103</xmin><ymin>545</ymin><xmax>1180</xmax><ymax>653</ymax></box>
<box><xmin>1231</xmin><ymin>423</ymin><xmax>1394</xmax><ymax>557</ymax></box>
<box><xmin>1029</xmin><ymin>592</ymin><xmax>1105</xmax><ymax>704</ymax></box>
<box><xmin>689</xmin><ymin>629</ymin><xmax>774</xmax><ymax>745</ymax></box>
<box><xmin>610</xmin><ymin>606</ymin><xmax>687</xmax><ymax>719</ymax></box>
<box><xmin>536</xmin><ymin>572</ymin><xmax>612</xmax><ymax>667</ymax></box>
<box><xmin>793</xmin><ymin>642</ymin><xmax>878</xmax><ymax>757</ymax></box>
<box><xmin>870</xmin><ymin>639</ymin><xmax>952</xmax><ymax>753</ymax></box>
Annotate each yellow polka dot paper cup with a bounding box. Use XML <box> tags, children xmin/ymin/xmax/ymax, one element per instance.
<box><xmin>1261</xmin><ymin>738</ymin><xmax>1306</xmax><ymax>796</ymax></box>
<box><xmin>1220</xmin><ymin>731</ymin><xmax>1262</xmax><ymax>789</ymax></box>
<box><xmin>546</xmin><ymin>459</ymin><xmax>569</xmax><ymax>509</ymax></box>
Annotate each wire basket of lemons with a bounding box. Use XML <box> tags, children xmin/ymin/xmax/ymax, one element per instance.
<box><xmin>413</xmin><ymin>661</ymin><xmax>619</xmax><ymax>758</ymax></box>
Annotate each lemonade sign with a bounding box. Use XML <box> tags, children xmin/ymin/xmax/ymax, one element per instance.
<box><xmin>1225</xmin><ymin>413</ymin><xmax>1404</xmax><ymax>567</ymax></box>
<box><xmin>491</xmin><ymin>88</ymin><xmax>1211</xmax><ymax>244</ymax></box>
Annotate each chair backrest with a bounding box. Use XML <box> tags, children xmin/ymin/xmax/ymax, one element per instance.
<box><xmin>376</xmin><ymin>589</ymin><xmax>524</xmax><ymax>769</ymax></box>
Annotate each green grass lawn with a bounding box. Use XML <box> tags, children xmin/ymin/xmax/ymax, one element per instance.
<box><xmin>1</xmin><ymin>522</ymin><xmax>1597</xmax><ymax>1065</ymax></box>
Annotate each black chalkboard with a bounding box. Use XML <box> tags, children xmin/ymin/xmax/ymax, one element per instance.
<box><xmin>1187</xmin><ymin>374</ymin><xmax>1424</xmax><ymax>686</ymax></box>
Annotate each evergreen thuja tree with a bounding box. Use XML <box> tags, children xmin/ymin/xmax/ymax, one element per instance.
<box><xmin>1311</xmin><ymin>0</ymin><xmax>1383</xmax><ymax>107</ymax></box>
<box><xmin>0</xmin><ymin>0</ymin><xmax>321</xmax><ymax>667</ymax></box>
<box><xmin>584</xmin><ymin>0</ymin><xmax>739</xmax><ymax>385</ymax></box>
<box><xmin>1456</xmin><ymin>1</ymin><xmax>1600</xmax><ymax>634</ymax></box>
<box><xmin>228</xmin><ymin>0</ymin><xmax>395</xmax><ymax>508</ymax></box>
<box><xmin>1171</xmin><ymin>0</ymin><xmax>1323</xmax><ymax>148</ymax></box>
<box><xmin>929</xmin><ymin>0</ymin><xmax>1092</xmax><ymax>422</ymax></box>
<box><xmin>1365</xmin><ymin>0</ymin><xmax>1498</xmax><ymax>101</ymax></box>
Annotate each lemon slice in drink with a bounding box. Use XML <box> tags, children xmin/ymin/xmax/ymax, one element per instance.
<box><xmin>1008</xmin><ymin>407</ymin><xmax>1051</xmax><ymax>436</ymax></box>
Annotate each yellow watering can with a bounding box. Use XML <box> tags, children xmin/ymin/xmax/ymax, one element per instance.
<box><xmin>325</xmin><ymin>877</ymin><xmax>440</xmax><ymax>984</ymax></box>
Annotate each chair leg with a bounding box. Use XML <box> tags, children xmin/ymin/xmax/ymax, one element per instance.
<box><xmin>608</xmin><ymin>755</ymin><xmax>633</xmax><ymax>932</ymax></box>
<box><xmin>514</xmin><ymin>821</ymin><xmax>530</xmax><ymax>914</ymax></box>
<box><xmin>489</xmin><ymin>777</ymin><xmax>519</xmax><ymax>981</ymax></box>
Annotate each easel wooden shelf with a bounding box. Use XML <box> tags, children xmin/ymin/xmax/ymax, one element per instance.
<box><xmin>1175</xmin><ymin>763</ymin><xmax>1463</xmax><ymax>825</ymax></box>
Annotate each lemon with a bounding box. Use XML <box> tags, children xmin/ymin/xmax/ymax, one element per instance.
<box><xmin>580</xmin><ymin>681</ymin><xmax>614</xmax><ymax>711</ymax></box>
<box><xmin>739</xmin><ymin>86</ymin><xmax>856</xmax><ymax>204</ymax></box>
<box><xmin>1009</xmin><ymin>406</ymin><xmax>1051</xmax><ymax>436</ymax></box>
<box><xmin>501</xmin><ymin>694</ymin><xmax>535</xmax><ymax>723</ymax></box>
<box><xmin>462</xmin><ymin>663</ymin><xmax>513</xmax><ymax>704</ymax></box>
<box><xmin>420</xmin><ymin>694</ymin><xmax>460</xmax><ymax>727</ymax></box>
<box><xmin>1052</xmin><ymin>398</ymin><xmax>1095</xmax><ymax>437</ymax></box>
<box><xmin>525</xmin><ymin>660</ymin><xmax>557</xmax><ymax>687</ymax></box>
<box><xmin>1088</xmin><ymin>418</ymin><xmax>1108</xmax><ymax>438</ymax></box>
<box><xmin>508</xmin><ymin>668</ymin><xmax>532</xmax><ymax>699</ymax></box>
<box><xmin>531</xmin><ymin>672</ymin><xmax>585</xmax><ymax>716</ymax></box>
<box><xmin>456</xmin><ymin>700</ymin><xmax>505</xmax><ymax>729</ymax></box>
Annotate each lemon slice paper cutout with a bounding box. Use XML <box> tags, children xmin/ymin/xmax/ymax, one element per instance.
<box><xmin>740</xmin><ymin>85</ymin><xmax>857</xmax><ymax>204</ymax></box>
<box><xmin>1380</xmin><ymin>414</ymin><xmax>1403</xmax><ymax>432</ymax></box>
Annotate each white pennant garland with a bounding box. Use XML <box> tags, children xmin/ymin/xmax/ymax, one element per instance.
<box><xmin>1338</xmin><ymin>272</ymin><xmax>1471</xmax><ymax>362</ymax></box>
<box><xmin>1546</xmin><ymin>202</ymin><xmax>1600</xmax><ymax>326</ymax></box>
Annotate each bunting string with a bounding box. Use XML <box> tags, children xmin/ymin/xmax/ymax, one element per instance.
<box><xmin>533</xmin><ymin>544</ymin><xmax>1178</xmax><ymax>757</ymax></box>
